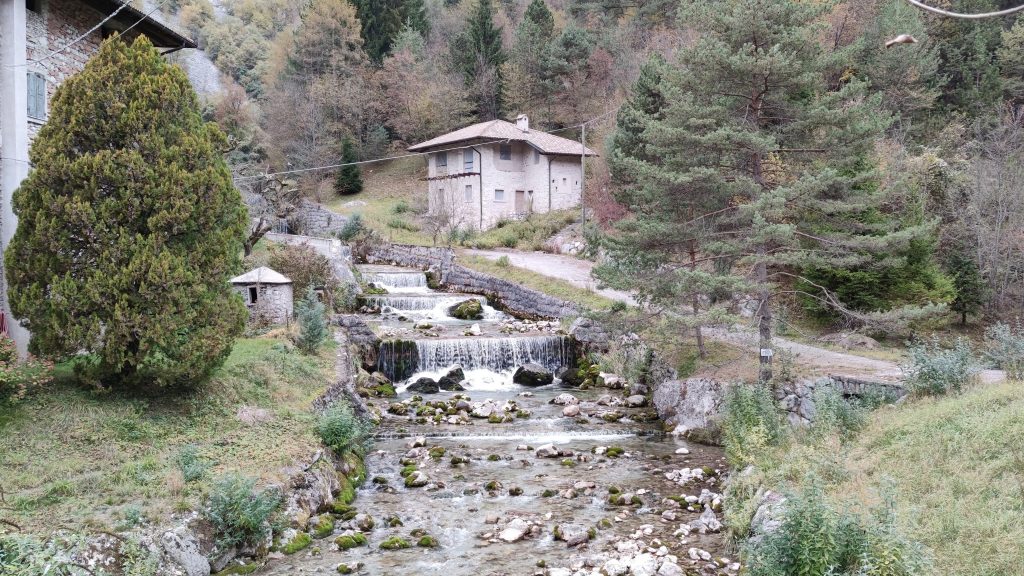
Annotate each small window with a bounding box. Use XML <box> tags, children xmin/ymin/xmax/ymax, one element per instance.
<box><xmin>248</xmin><ymin>286</ymin><xmax>259</xmax><ymax>304</ymax></box>
<box><xmin>436</xmin><ymin>151</ymin><xmax>447</xmax><ymax>169</ymax></box>
<box><xmin>464</xmin><ymin>149</ymin><xmax>474</xmax><ymax>171</ymax></box>
<box><xmin>499</xmin><ymin>144</ymin><xmax>512</xmax><ymax>161</ymax></box>
<box><xmin>533</xmin><ymin>149</ymin><xmax>540</xmax><ymax>164</ymax></box>
<box><xmin>494</xmin><ymin>189</ymin><xmax>505</xmax><ymax>202</ymax></box>
<box><xmin>26</xmin><ymin>0</ymin><xmax>40</xmax><ymax>13</ymax></box>
<box><xmin>464</xmin><ymin>185</ymin><xmax>473</xmax><ymax>202</ymax></box>
<box><xmin>26</xmin><ymin>72</ymin><xmax>46</xmax><ymax>120</ymax></box>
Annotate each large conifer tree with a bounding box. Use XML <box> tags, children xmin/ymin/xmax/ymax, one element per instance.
<box><xmin>598</xmin><ymin>0</ymin><xmax>933</xmax><ymax>381</ymax></box>
<box><xmin>5</xmin><ymin>37</ymin><xmax>248</xmax><ymax>387</ymax></box>
<box><xmin>450</xmin><ymin>0</ymin><xmax>506</xmax><ymax>118</ymax></box>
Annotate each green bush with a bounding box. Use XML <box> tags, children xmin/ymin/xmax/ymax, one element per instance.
<box><xmin>391</xmin><ymin>200</ymin><xmax>411</xmax><ymax>214</ymax></box>
<box><xmin>983</xmin><ymin>321</ymin><xmax>1024</xmax><ymax>380</ymax></box>
<box><xmin>386</xmin><ymin>217</ymin><xmax>419</xmax><ymax>232</ymax></box>
<box><xmin>808</xmin><ymin>383</ymin><xmax>866</xmax><ymax>442</ymax></box>
<box><xmin>337</xmin><ymin>213</ymin><xmax>365</xmax><ymax>242</ymax></box>
<box><xmin>315</xmin><ymin>402</ymin><xmax>370</xmax><ymax>454</ymax></box>
<box><xmin>296</xmin><ymin>286</ymin><xmax>329</xmax><ymax>355</ymax></box>
<box><xmin>175</xmin><ymin>444</ymin><xmax>210</xmax><ymax>483</ymax></box>
<box><xmin>205</xmin><ymin>474</ymin><xmax>281</xmax><ymax>550</ymax></box>
<box><xmin>495</xmin><ymin>255</ymin><xmax>511</xmax><ymax>268</ymax></box>
<box><xmin>746</xmin><ymin>483</ymin><xmax>929</xmax><ymax>576</ymax></box>
<box><xmin>902</xmin><ymin>337</ymin><xmax>978</xmax><ymax>396</ymax></box>
<box><xmin>722</xmin><ymin>383</ymin><xmax>786</xmax><ymax>468</ymax></box>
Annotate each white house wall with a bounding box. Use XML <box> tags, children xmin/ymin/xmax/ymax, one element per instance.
<box><xmin>426</xmin><ymin>141</ymin><xmax>584</xmax><ymax>231</ymax></box>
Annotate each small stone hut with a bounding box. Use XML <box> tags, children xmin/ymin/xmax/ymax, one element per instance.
<box><xmin>231</xmin><ymin>266</ymin><xmax>293</xmax><ymax>325</ymax></box>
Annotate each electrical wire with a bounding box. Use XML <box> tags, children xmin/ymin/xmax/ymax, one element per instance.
<box><xmin>903</xmin><ymin>0</ymin><xmax>1024</xmax><ymax>19</ymax></box>
<box><xmin>234</xmin><ymin>109</ymin><xmax>620</xmax><ymax>183</ymax></box>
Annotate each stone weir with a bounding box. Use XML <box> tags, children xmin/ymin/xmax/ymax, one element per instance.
<box><xmin>377</xmin><ymin>335</ymin><xmax>575</xmax><ymax>382</ymax></box>
<box><xmin>362</xmin><ymin>269</ymin><xmax>429</xmax><ymax>291</ymax></box>
<box><xmin>360</xmin><ymin>293</ymin><xmax>487</xmax><ymax>312</ymax></box>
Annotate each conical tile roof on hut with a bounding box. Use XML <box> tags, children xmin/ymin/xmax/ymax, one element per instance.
<box><xmin>230</xmin><ymin>266</ymin><xmax>292</xmax><ymax>285</ymax></box>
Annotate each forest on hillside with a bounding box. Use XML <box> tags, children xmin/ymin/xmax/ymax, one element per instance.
<box><xmin>167</xmin><ymin>0</ymin><xmax>1024</xmax><ymax>326</ymax></box>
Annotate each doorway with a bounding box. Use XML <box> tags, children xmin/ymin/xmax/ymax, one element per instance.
<box><xmin>515</xmin><ymin>190</ymin><xmax>526</xmax><ymax>213</ymax></box>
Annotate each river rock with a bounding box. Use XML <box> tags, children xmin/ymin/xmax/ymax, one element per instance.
<box><xmin>694</xmin><ymin>507</ymin><xmax>722</xmax><ymax>534</ymax></box>
<box><xmin>354</xmin><ymin>514</ymin><xmax>375</xmax><ymax>532</ymax></box>
<box><xmin>534</xmin><ymin>444</ymin><xmax>559</xmax><ymax>458</ymax></box>
<box><xmin>471</xmin><ymin>400</ymin><xmax>499</xmax><ymax>418</ymax></box>
<box><xmin>498</xmin><ymin>518</ymin><xmax>530</xmax><ymax>543</ymax></box>
<box><xmin>598</xmin><ymin>373</ymin><xmax>625</xmax><ymax>389</ymax></box>
<box><xmin>438</xmin><ymin>367</ymin><xmax>466</xmax><ymax>391</ymax></box>
<box><xmin>562</xmin><ymin>405</ymin><xmax>580</xmax><ymax>417</ymax></box>
<box><xmin>553</xmin><ymin>523</ymin><xmax>591</xmax><ymax>547</ymax></box>
<box><xmin>657</xmin><ymin>561</ymin><xmax>684</xmax><ymax>576</ymax></box>
<box><xmin>513</xmin><ymin>363</ymin><xmax>554</xmax><ymax>386</ymax></box>
<box><xmin>557</xmin><ymin>366</ymin><xmax>585</xmax><ymax>387</ymax></box>
<box><xmin>551</xmin><ymin>393</ymin><xmax>580</xmax><ymax>406</ymax></box>
<box><xmin>160</xmin><ymin>527</ymin><xmax>210</xmax><ymax>576</ymax></box>
<box><xmin>404</xmin><ymin>471</ymin><xmax>429</xmax><ymax>488</ymax></box>
<box><xmin>626</xmin><ymin>394</ymin><xmax>647</xmax><ymax>407</ymax></box>
<box><xmin>449</xmin><ymin>299</ymin><xmax>484</xmax><ymax>320</ymax></box>
<box><xmin>652</xmin><ymin>378</ymin><xmax>727</xmax><ymax>444</ymax></box>
<box><xmin>407</xmin><ymin>377</ymin><xmax>440</xmax><ymax>394</ymax></box>
<box><xmin>569</xmin><ymin>316</ymin><xmax>610</xmax><ymax>351</ymax></box>
<box><xmin>629</xmin><ymin>553</ymin><xmax>659</xmax><ymax>576</ymax></box>
<box><xmin>602</xmin><ymin>559</ymin><xmax>629</xmax><ymax>576</ymax></box>
<box><xmin>749</xmin><ymin>489</ymin><xmax>787</xmax><ymax>545</ymax></box>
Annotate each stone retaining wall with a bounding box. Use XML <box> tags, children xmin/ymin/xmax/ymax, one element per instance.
<box><xmin>292</xmin><ymin>200</ymin><xmax>349</xmax><ymax>237</ymax></box>
<box><xmin>366</xmin><ymin>243</ymin><xmax>581</xmax><ymax>320</ymax></box>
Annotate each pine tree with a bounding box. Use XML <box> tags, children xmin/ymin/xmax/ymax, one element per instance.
<box><xmin>450</xmin><ymin>0</ymin><xmax>506</xmax><ymax>118</ymax></box>
<box><xmin>402</xmin><ymin>0</ymin><xmax>430</xmax><ymax>39</ymax></box>
<box><xmin>927</xmin><ymin>0</ymin><xmax>1006</xmax><ymax>118</ymax></box>
<box><xmin>503</xmin><ymin>0</ymin><xmax>555</xmax><ymax>119</ymax></box>
<box><xmin>947</xmin><ymin>250</ymin><xmax>986</xmax><ymax>325</ymax></box>
<box><xmin>998</xmin><ymin>15</ymin><xmax>1024</xmax><ymax>105</ymax></box>
<box><xmin>609</xmin><ymin>53</ymin><xmax>666</xmax><ymax>179</ymax></box>
<box><xmin>297</xmin><ymin>286</ymin><xmax>329</xmax><ymax>354</ymax></box>
<box><xmin>4</xmin><ymin>37</ymin><xmax>248</xmax><ymax>387</ymax></box>
<box><xmin>354</xmin><ymin>0</ymin><xmax>405</xmax><ymax>64</ymax></box>
<box><xmin>335</xmin><ymin>137</ymin><xmax>364</xmax><ymax>195</ymax></box>
<box><xmin>598</xmin><ymin>0</ymin><xmax>931</xmax><ymax>381</ymax></box>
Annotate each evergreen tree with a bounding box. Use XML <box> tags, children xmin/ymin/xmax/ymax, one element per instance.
<box><xmin>523</xmin><ymin>0</ymin><xmax>555</xmax><ymax>40</ymax></box>
<box><xmin>998</xmin><ymin>15</ymin><xmax>1024</xmax><ymax>105</ymax></box>
<box><xmin>927</xmin><ymin>0</ymin><xmax>1006</xmax><ymax>118</ymax></box>
<box><xmin>5</xmin><ymin>37</ymin><xmax>248</xmax><ymax>387</ymax></box>
<box><xmin>402</xmin><ymin>0</ymin><xmax>430</xmax><ymax>39</ymax></box>
<box><xmin>354</xmin><ymin>0</ymin><xmax>404</xmax><ymax>64</ymax></box>
<box><xmin>947</xmin><ymin>250</ymin><xmax>987</xmax><ymax>325</ymax></box>
<box><xmin>503</xmin><ymin>0</ymin><xmax>556</xmax><ymax>119</ymax></box>
<box><xmin>598</xmin><ymin>0</ymin><xmax>930</xmax><ymax>381</ymax></box>
<box><xmin>335</xmin><ymin>137</ymin><xmax>364</xmax><ymax>195</ymax></box>
<box><xmin>297</xmin><ymin>286</ymin><xmax>329</xmax><ymax>354</ymax></box>
<box><xmin>609</xmin><ymin>52</ymin><xmax>666</xmax><ymax>177</ymax></box>
<box><xmin>450</xmin><ymin>0</ymin><xmax>506</xmax><ymax>118</ymax></box>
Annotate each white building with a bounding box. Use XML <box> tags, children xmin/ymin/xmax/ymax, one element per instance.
<box><xmin>407</xmin><ymin>115</ymin><xmax>598</xmax><ymax>231</ymax></box>
<box><xmin>1</xmin><ymin>0</ymin><xmax>194</xmax><ymax>353</ymax></box>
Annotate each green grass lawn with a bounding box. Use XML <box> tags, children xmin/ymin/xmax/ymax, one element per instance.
<box><xmin>839</xmin><ymin>379</ymin><xmax>1024</xmax><ymax>576</ymax></box>
<box><xmin>457</xmin><ymin>253</ymin><xmax>616</xmax><ymax>311</ymax></box>
<box><xmin>0</xmin><ymin>336</ymin><xmax>335</xmax><ymax>534</ymax></box>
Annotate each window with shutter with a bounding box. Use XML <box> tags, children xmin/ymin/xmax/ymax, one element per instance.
<box><xmin>464</xmin><ymin>149</ymin><xmax>473</xmax><ymax>171</ymax></box>
<box><xmin>26</xmin><ymin>72</ymin><xmax>46</xmax><ymax>120</ymax></box>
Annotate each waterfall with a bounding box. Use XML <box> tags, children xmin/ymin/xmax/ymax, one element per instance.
<box><xmin>363</xmin><ymin>271</ymin><xmax>427</xmax><ymax>290</ymax></box>
<box><xmin>361</xmin><ymin>294</ymin><xmax>486</xmax><ymax>312</ymax></box>
<box><xmin>379</xmin><ymin>336</ymin><xmax>574</xmax><ymax>381</ymax></box>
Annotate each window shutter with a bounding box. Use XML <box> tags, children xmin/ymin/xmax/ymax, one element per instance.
<box><xmin>26</xmin><ymin>73</ymin><xmax>35</xmax><ymax>119</ymax></box>
<box><xmin>27</xmin><ymin>73</ymin><xmax>46</xmax><ymax>120</ymax></box>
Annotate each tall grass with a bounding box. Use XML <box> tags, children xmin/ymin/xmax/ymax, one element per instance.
<box><xmin>901</xmin><ymin>337</ymin><xmax>978</xmax><ymax>396</ymax></box>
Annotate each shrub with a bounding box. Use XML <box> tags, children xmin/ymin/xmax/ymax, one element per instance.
<box><xmin>386</xmin><ymin>217</ymin><xmax>419</xmax><ymax>232</ymax></box>
<box><xmin>337</xmin><ymin>213</ymin><xmax>365</xmax><ymax>242</ymax></box>
<box><xmin>315</xmin><ymin>402</ymin><xmax>370</xmax><ymax>454</ymax></box>
<box><xmin>722</xmin><ymin>383</ymin><xmax>785</xmax><ymax>468</ymax></box>
<box><xmin>902</xmin><ymin>337</ymin><xmax>978</xmax><ymax>396</ymax></box>
<box><xmin>296</xmin><ymin>286</ymin><xmax>329</xmax><ymax>354</ymax></box>
<box><xmin>0</xmin><ymin>337</ymin><xmax>52</xmax><ymax>403</ymax></box>
<box><xmin>176</xmin><ymin>444</ymin><xmax>210</xmax><ymax>483</ymax></box>
<box><xmin>267</xmin><ymin>243</ymin><xmax>340</xmax><ymax>308</ymax></box>
<box><xmin>205</xmin><ymin>474</ymin><xmax>281</xmax><ymax>550</ymax></box>
<box><xmin>983</xmin><ymin>321</ymin><xmax>1024</xmax><ymax>380</ymax></box>
<box><xmin>391</xmin><ymin>200</ymin><xmax>411</xmax><ymax>214</ymax></box>
<box><xmin>808</xmin><ymin>383</ymin><xmax>866</xmax><ymax>442</ymax></box>
<box><xmin>495</xmin><ymin>255</ymin><xmax>511</xmax><ymax>268</ymax></box>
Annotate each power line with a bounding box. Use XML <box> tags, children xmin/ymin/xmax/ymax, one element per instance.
<box><xmin>4</xmin><ymin>0</ymin><xmax>169</xmax><ymax>70</ymax></box>
<box><xmin>903</xmin><ymin>0</ymin><xmax>1024</xmax><ymax>19</ymax></box>
<box><xmin>234</xmin><ymin>111</ymin><xmax>619</xmax><ymax>183</ymax></box>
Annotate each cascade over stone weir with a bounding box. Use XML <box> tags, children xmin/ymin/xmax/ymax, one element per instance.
<box><xmin>377</xmin><ymin>335</ymin><xmax>574</xmax><ymax>382</ymax></box>
<box><xmin>363</xmin><ymin>270</ymin><xmax>428</xmax><ymax>290</ymax></box>
<box><xmin>361</xmin><ymin>294</ymin><xmax>487</xmax><ymax>312</ymax></box>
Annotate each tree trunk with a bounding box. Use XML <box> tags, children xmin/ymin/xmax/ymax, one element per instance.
<box><xmin>690</xmin><ymin>241</ymin><xmax>706</xmax><ymax>359</ymax></box>
<box><xmin>756</xmin><ymin>256</ymin><xmax>772</xmax><ymax>384</ymax></box>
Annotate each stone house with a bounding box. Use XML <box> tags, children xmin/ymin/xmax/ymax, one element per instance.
<box><xmin>407</xmin><ymin>115</ymin><xmax>598</xmax><ymax>231</ymax></box>
<box><xmin>0</xmin><ymin>0</ymin><xmax>195</xmax><ymax>352</ymax></box>
<box><xmin>231</xmin><ymin>267</ymin><xmax>294</xmax><ymax>326</ymax></box>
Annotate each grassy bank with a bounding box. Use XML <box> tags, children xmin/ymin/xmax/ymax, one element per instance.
<box><xmin>458</xmin><ymin>253</ymin><xmax>616</xmax><ymax>311</ymax></box>
<box><xmin>0</xmin><ymin>336</ymin><xmax>335</xmax><ymax>534</ymax></box>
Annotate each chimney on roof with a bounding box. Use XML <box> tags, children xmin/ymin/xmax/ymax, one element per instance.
<box><xmin>516</xmin><ymin>114</ymin><xmax>529</xmax><ymax>132</ymax></box>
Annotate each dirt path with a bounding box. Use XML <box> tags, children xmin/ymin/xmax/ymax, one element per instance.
<box><xmin>461</xmin><ymin>249</ymin><xmax>1008</xmax><ymax>385</ymax></box>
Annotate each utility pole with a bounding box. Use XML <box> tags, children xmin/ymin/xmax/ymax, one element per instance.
<box><xmin>580</xmin><ymin>123</ymin><xmax>586</xmax><ymax>226</ymax></box>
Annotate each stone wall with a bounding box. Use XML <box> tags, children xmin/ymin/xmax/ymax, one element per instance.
<box><xmin>365</xmin><ymin>242</ymin><xmax>580</xmax><ymax>320</ymax></box>
<box><xmin>291</xmin><ymin>199</ymin><xmax>349</xmax><ymax>237</ymax></box>
<box><xmin>234</xmin><ymin>283</ymin><xmax>293</xmax><ymax>325</ymax></box>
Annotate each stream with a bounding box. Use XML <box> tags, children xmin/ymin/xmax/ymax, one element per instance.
<box><xmin>259</xmin><ymin>266</ymin><xmax>734</xmax><ymax>576</ymax></box>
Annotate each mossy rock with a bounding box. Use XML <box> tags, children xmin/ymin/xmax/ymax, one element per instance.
<box><xmin>450</xmin><ymin>455</ymin><xmax>470</xmax><ymax>466</ymax></box>
<box><xmin>379</xmin><ymin>536</ymin><xmax>411</xmax><ymax>550</ymax></box>
<box><xmin>417</xmin><ymin>535</ymin><xmax>439</xmax><ymax>548</ymax></box>
<box><xmin>541</xmin><ymin>489</ymin><xmax>557</xmax><ymax>498</ymax></box>
<box><xmin>372</xmin><ymin>384</ymin><xmax>397</xmax><ymax>397</ymax></box>
<box><xmin>607</xmin><ymin>486</ymin><xmax>621</xmax><ymax>495</ymax></box>
<box><xmin>372</xmin><ymin>476</ymin><xmax>388</xmax><ymax>485</ymax></box>
<box><xmin>312</xmin><ymin>517</ymin><xmax>335</xmax><ymax>539</ymax></box>
<box><xmin>282</xmin><ymin>532</ymin><xmax>313</xmax><ymax>555</ymax></box>
<box><xmin>387</xmin><ymin>403</ymin><xmax>409</xmax><ymax>416</ymax></box>
<box><xmin>214</xmin><ymin>563</ymin><xmax>259</xmax><ymax>575</ymax></box>
<box><xmin>448</xmin><ymin>299</ymin><xmax>484</xmax><ymax>320</ymax></box>
<box><xmin>508</xmin><ymin>486</ymin><xmax>523</xmax><ymax>496</ymax></box>
<box><xmin>399</xmin><ymin>465</ymin><xmax>416</xmax><ymax>478</ymax></box>
<box><xmin>385</xmin><ymin>515</ymin><xmax>403</xmax><ymax>527</ymax></box>
<box><xmin>336</xmin><ymin>475</ymin><xmax>355</xmax><ymax>505</ymax></box>
<box><xmin>429</xmin><ymin>446</ymin><xmax>446</xmax><ymax>459</ymax></box>
<box><xmin>336</xmin><ymin>564</ymin><xmax>354</xmax><ymax>574</ymax></box>
<box><xmin>331</xmin><ymin>503</ymin><xmax>358</xmax><ymax>521</ymax></box>
<box><xmin>484</xmin><ymin>480</ymin><xmax>501</xmax><ymax>491</ymax></box>
<box><xmin>560</xmin><ymin>458</ymin><xmax>576</xmax><ymax>468</ymax></box>
<box><xmin>486</xmin><ymin>454</ymin><xmax>501</xmax><ymax>462</ymax></box>
<box><xmin>601</xmin><ymin>411</ymin><xmax>624</xmax><ymax>422</ymax></box>
<box><xmin>597</xmin><ymin>518</ymin><xmax>613</xmax><ymax>529</ymax></box>
<box><xmin>515</xmin><ymin>410</ymin><xmax>531</xmax><ymax>419</ymax></box>
<box><xmin>334</xmin><ymin>532</ymin><xmax>368</xmax><ymax>550</ymax></box>
<box><xmin>487</xmin><ymin>413</ymin><xmax>505</xmax><ymax>424</ymax></box>
<box><xmin>605</xmin><ymin>446</ymin><xmax>625</xmax><ymax>458</ymax></box>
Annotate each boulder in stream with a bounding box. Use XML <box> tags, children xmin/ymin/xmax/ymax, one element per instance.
<box><xmin>407</xmin><ymin>377</ymin><xmax>440</xmax><ymax>394</ymax></box>
<box><xmin>448</xmin><ymin>299</ymin><xmax>484</xmax><ymax>320</ymax></box>
<box><xmin>652</xmin><ymin>378</ymin><xmax>727</xmax><ymax>444</ymax></box>
<box><xmin>513</xmin><ymin>363</ymin><xmax>554</xmax><ymax>386</ymax></box>
<box><xmin>438</xmin><ymin>367</ymin><xmax>466</xmax><ymax>391</ymax></box>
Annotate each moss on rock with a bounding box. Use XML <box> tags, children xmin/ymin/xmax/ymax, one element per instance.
<box><xmin>282</xmin><ymin>532</ymin><xmax>313</xmax><ymax>555</ymax></box>
<box><xmin>379</xmin><ymin>536</ymin><xmax>411</xmax><ymax>550</ymax></box>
